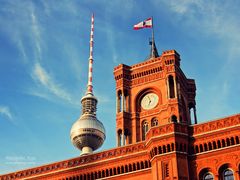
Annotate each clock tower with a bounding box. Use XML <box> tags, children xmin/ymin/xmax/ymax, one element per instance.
<box><xmin>114</xmin><ymin>50</ymin><xmax>197</xmax><ymax>146</ymax></box>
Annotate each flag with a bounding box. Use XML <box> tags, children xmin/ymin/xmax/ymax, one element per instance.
<box><xmin>133</xmin><ymin>17</ymin><xmax>152</xmax><ymax>30</ymax></box>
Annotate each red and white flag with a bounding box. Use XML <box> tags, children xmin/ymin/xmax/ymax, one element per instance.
<box><xmin>133</xmin><ymin>17</ymin><xmax>152</xmax><ymax>30</ymax></box>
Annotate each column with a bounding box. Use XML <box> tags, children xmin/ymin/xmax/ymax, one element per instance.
<box><xmin>116</xmin><ymin>96</ymin><xmax>118</xmax><ymax>113</ymax></box>
<box><xmin>121</xmin><ymin>92</ymin><xmax>124</xmax><ymax>112</ymax></box>
<box><xmin>194</xmin><ymin>107</ymin><xmax>197</xmax><ymax>124</ymax></box>
<box><xmin>166</xmin><ymin>78</ymin><xmax>169</xmax><ymax>99</ymax></box>
<box><xmin>174</xmin><ymin>76</ymin><xmax>177</xmax><ymax>98</ymax></box>
<box><xmin>121</xmin><ymin>133</ymin><xmax>124</xmax><ymax>146</ymax></box>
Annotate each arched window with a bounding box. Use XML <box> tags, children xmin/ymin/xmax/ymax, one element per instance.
<box><xmin>142</xmin><ymin>121</ymin><xmax>149</xmax><ymax>140</ymax></box>
<box><xmin>236</xmin><ymin>136</ymin><xmax>239</xmax><ymax>144</ymax></box>
<box><xmin>200</xmin><ymin>144</ymin><xmax>203</xmax><ymax>152</ymax></box>
<box><xmin>124</xmin><ymin>129</ymin><xmax>129</xmax><ymax>145</ymax></box>
<box><xmin>123</xmin><ymin>89</ymin><xmax>129</xmax><ymax>112</ymax></box>
<box><xmin>98</xmin><ymin>171</ymin><xmax>101</xmax><ymax>178</ymax></box>
<box><xmin>203</xmin><ymin>172</ymin><xmax>214</xmax><ymax>180</ymax></box>
<box><xmin>154</xmin><ymin>147</ymin><xmax>157</xmax><ymax>155</ymax></box>
<box><xmin>176</xmin><ymin>143</ymin><xmax>179</xmax><ymax>151</ymax></box>
<box><xmin>102</xmin><ymin>170</ymin><xmax>105</xmax><ymax>177</ymax></box>
<box><xmin>163</xmin><ymin>145</ymin><xmax>166</xmax><ymax>153</ymax></box>
<box><xmin>230</xmin><ymin>137</ymin><xmax>235</xmax><ymax>145</ymax></box>
<box><xmin>204</xmin><ymin>143</ymin><xmax>208</xmax><ymax>151</ymax></box>
<box><xmin>145</xmin><ymin>161</ymin><xmax>149</xmax><ymax>168</ymax></box>
<box><xmin>137</xmin><ymin>162</ymin><xmax>140</xmax><ymax>170</ymax></box>
<box><xmin>129</xmin><ymin>164</ymin><xmax>132</xmax><ymax>172</ymax></box>
<box><xmin>125</xmin><ymin>165</ymin><xmax>128</xmax><ymax>173</ymax></box>
<box><xmin>167</xmin><ymin>144</ymin><xmax>171</xmax><ymax>152</ymax></box>
<box><xmin>223</xmin><ymin>169</ymin><xmax>234</xmax><ymax>180</ymax></box>
<box><xmin>117</xmin><ymin>129</ymin><xmax>122</xmax><ymax>147</ymax></box>
<box><xmin>213</xmin><ymin>141</ymin><xmax>217</xmax><ymax>149</ymax></box>
<box><xmin>168</xmin><ymin>75</ymin><xmax>175</xmax><ymax>98</ymax></box>
<box><xmin>189</xmin><ymin>102</ymin><xmax>197</xmax><ymax>124</ymax></box>
<box><xmin>222</xmin><ymin>139</ymin><xmax>226</xmax><ymax>147</ymax></box>
<box><xmin>195</xmin><ymin>145</ymin><xmax>199</xmax><ymax>153</ymax></box>
<box><xmin>226</xmin><ymin>138</ymin><xmax>230</xmax><ymax>146</ymax></box>
<box><xmin>133</xmin><ymin>163</ymin><xmax>136</xmax><ymax>171</ymax></box>
<box><xmin>217</xmin><ymin>140</ymin><xmax>221</xmax><ymax>148</ymax></box>
<box><xmin>208</xmin><ymin>142</ymin><xmax>212</xmax><ymax>150</ymax></box>
<box><xmin>158</xmin><ymin>146</ymin><xmax>162</xmax><ymax>154</ymax></box>
<box><xmin>183</xmin><ymin>144</ymin><xmax>187</xmax><ymax>152</ymax></box>
<box><xmin>117</xmin><ymin>90</ymin><xmax>122</xmax><ymax>113</ymax></box>
<box><xmin>121</xmin><ymin>166</ymin><xmax>124</xmax><ymax>173</ymax></box>
<box><xmin>179</xmin><ymin>143</ymin><xmax>183</xmax><ymax>151</ymax></box>
<box><xmin>151</xmin><ymin>118</ymin><xmax>158</xmax><ymax>127</ymax></box>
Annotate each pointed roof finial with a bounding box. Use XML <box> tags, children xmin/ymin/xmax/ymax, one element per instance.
<box><xmin>149</xmin><ymin>38</ymin><xmax>159</xmax><ymax>58</ymax></box>
<box><xmin>87</xmin><ymin>13</ymin><xmax>94</xmax><ymax>94</ymax></box>
<box><xmin>149</xmin><ymin>17</ymin><xmax>159</xmax><ymax>59</ymax></box>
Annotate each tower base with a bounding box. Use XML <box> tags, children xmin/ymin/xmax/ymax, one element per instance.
<box><xmin>81</xmin><ymin>147</ymin><xmax>93</xmax><ymax>155</ymax></box>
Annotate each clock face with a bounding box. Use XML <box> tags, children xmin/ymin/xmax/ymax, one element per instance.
<box><xmin>141</xmin><ymin>93</ymin><xmax>159</xmax><ymax>110</ymax></box>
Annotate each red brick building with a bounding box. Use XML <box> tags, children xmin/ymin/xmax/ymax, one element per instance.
<box><xmin>0</xmin><ymin>50</ymin><xmax>239</xmax><ymax>180</ymax></box>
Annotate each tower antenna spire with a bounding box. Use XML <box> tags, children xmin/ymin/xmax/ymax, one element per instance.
<box><xmin>87</xmin><ymin>13</ymin><xmax>94</xmax><ymax>94</ymax></box>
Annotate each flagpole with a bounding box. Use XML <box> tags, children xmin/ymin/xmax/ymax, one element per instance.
<box><xmin>151</xmin><ymin>16</ymin><xmax>154</xmax><ymax>58</ymax></box>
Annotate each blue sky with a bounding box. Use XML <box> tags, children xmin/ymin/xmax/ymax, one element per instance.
<box><xmin>0</xmin><ymin>0</ymin><xmax>239</xmax><ymax>174</ymax></box>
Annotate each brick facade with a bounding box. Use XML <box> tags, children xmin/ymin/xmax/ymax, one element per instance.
<box><xmin>1</xmin><ymin>50</ymin><xmax>239</xmax><ymax>180</ymax></box>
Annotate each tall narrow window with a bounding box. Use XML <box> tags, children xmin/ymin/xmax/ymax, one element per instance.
<box><xmin>117</xmin><ymin>129</ymin><xmax>122</xmax><ymax>147</ymax></box>
<box><xmin>123</xmin><ymin>90</ymin><xmax>129</xmax><ymax>112</ymax></box>
<box><xmin>189</xmin><ymin>103</ymin><xmax>197</xmax><ymax>124</ymax></box>
<box><xmin>142</xmin><ymin>121</ymin><xmax>148</xmax><ymax>140</ymax></box>
<box><xmin>117</xmin><ymin>91</ymin><xmax>122</xmax><ymax>113</ymax></box>
<box><xmin>168</xmin><ymin>75</ymin><xmax>175</xmax><ymax>98</ymax></box>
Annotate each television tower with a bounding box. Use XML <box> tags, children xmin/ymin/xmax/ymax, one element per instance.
<box><xmin>70</xmin><ymin>14</ymin><xmax>106</xmax><ymax>155</ymax></box>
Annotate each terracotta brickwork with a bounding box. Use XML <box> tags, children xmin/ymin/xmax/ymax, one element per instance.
<box><xmin>1</xmin><ymin>50</ymin><xmax>239</xmax><ymax>180</ymax></box>
<box><xmin>114</xmin><ymin>50</ymin><xmax>196</xmax><ymax>147</ymax></box>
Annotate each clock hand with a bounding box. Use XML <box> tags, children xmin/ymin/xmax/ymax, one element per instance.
<box><xmin>148</xmin><ymin>96</ymin><xmax>151</xmax><ymax>105</ymax></box>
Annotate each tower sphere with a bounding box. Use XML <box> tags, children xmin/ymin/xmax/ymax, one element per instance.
<box><xmin>70</xmin><ymin>114</ymin><xmax>105</xmax><ymax>154</ymax></box>
<box><xmin>70</xmin><ymin>94</ymin><xmax>106</xmax><ymax>155</ymax></box>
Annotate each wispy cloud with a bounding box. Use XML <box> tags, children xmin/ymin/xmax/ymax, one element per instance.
<box><xmin>30</xmin><ymin>10</ymin><xmax>42</xmax><ymax>62</ymax></box>
<box><xmin>16</xmin><ymin>38</ymin><xmax>28</xmax><ymax>63</ymax></box>
<box><xmin>0</xmin><ymin>106</ymin><xmax>15</xmax><ymax>124</ymax></box>
<box><xmin>0</xmin><ymin>2</ymin><xmax>83</xmax><ymax>105</ymax></box>
<box><xmin>161</xmin><ymin>0</ymin><xmax>240</xmax><ymax>53</ymax></box>
<box><xmin>33</xmin><ymin>63</ymin><xmax>49</xmax><ymax>86</ymax></box>
<box><xmin>159</xmin><ymin>0</ymin><xmax>240</xmax><ymax>119</ymax></box>
<box><xmin>32</xmin><ymin>63</ymin><xmax>73</xmax><ymax>103</ymax></box>
<box><xmin>165</xmin><ymin>1</ymin><xmax>240</xmax><ymax>74</ymax></box>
